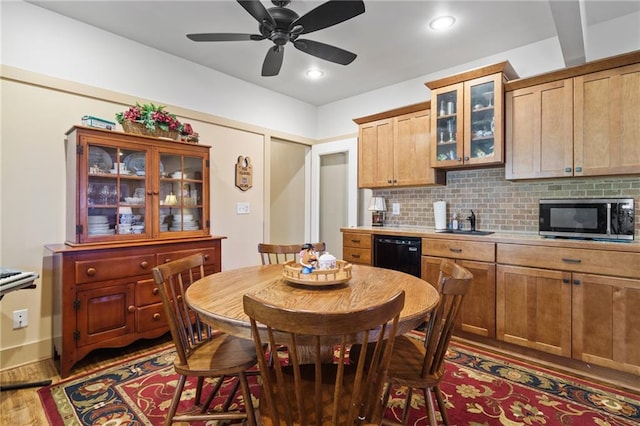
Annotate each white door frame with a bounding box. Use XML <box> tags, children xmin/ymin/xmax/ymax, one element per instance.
<box><xmin>310</xmin><ymin>138</ymin><xmax>358</xmax><ymax>242</ymax></box>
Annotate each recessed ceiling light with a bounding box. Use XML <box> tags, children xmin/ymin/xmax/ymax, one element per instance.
<box><xmin>429</xmin><ymin>15</ymin><xmax>456</xmax><ymax>30</ymax></box>
<box><xmin>306</xmin><ymin>69</ymin><xmax>324</xmax><ymax>79</ymax></box>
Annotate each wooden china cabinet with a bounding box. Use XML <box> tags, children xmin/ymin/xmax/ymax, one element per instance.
<box><xmin>46</xmin><ymin>126</ymin><xmax>224</xmax><ymax>378</ymax></box>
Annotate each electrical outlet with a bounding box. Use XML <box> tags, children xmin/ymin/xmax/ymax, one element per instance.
<box><xmin>236</xmin><ymin>202</ymin><xmax>250</xmax><ymax>214</ymax></box>
<box><xmin>392</xmin><ymin>203</ymin><xmax>400</xmax><ymax>215</ymax></box>
<box><xmin>13</xmin><ymin>309</ymin><xmax>28</xmax><ymax>329</ymax></box>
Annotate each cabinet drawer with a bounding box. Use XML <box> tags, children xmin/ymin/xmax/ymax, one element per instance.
<box><xmin>157</xmin><ymin>248</ymin><xmax>219</xmax><ymax>270</ymax></box>
<box><xmin>75</xmin><ymin>255</ymin><xmax>155</xmax><ymax>284</ymax></box>
<box><xmin>343</xmin><ymin>247</ymin><xmax>372</xmax><ymax>265</ymax></box>
<box><xmin>423</xmin><ymin>238</ymin><xmax>495</xmax><ymax>262</ymax></box>
<box><xmin>497</xmin><ymin>244</ymin><xmax>640</xmax><ymax>278</ymax></box>
<box><xmin>137</xmin><ymin>303</ymin><xmax>167</xmax><ymax>332</ymax></box>
<box><xmin>343</xmin><ymin>233</ymin><xmax>372</xmax><ymax>249</ymax></box>
<box><xmin>136</xmin><ymin>278</ymin><xmax>161</xmax><ymax>306</ymax></box>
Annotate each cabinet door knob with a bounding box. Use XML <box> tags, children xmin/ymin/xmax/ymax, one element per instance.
<box><xmin>153</xmin><ymin>313</ymin><xmax>161</xmax><ymax>321</ymax></box>
<box><xmin>387</xmin><ymin>179</ymin><xmax>392</xmax><ymax>184</ymax></box>
<box><xmin>86</xmin><ymin>267</ymin><xmax>96</xmax><ymax>276</ymax></box>
<box><xmin>152</xmin><ymin>287</ymin><xmax>159</xmax><ymax>295</ymax></box>
<box><xmin>204</xmin><ymin>254</ymin><xmax>210</xmax><ymax>261</ymax></box>
<box><xmin>464</xmin><ymin>156</ymin><xmax>469</xmax><ymax>161</ymax></box>
<box><xmin>147</xmin><ymin>190</ymin><xmax>153</xmax><ymax>195</ymax></box>
<box><xmin>153</xmin><ymin>190</ymin><xmax>159</xmax><ymax>195</ymax></box>
<box><xmin>164</xmin><ymin>258</ymin><xmax>172</xmax><ymax>263</ymax></box>
<box><xmin>127</xmin><ymin>305</ymin><xmax>136</xmax><ymax>313</ymax></box>
<box><xmin>562</xmin><ymin>278</ymin><xmax>570</xmax><ymax>284</ymax></box>
<box><xmin>458</xmin><ymin>158</ymin><xmax>463</xmax><ymax>162</ymax></box>
<box><xmin>573</xmin><ymin>279</ymin><xmax>581</xmax><ymax>285</ymax></box>
<box><xmin>140</xmin><ymin>261</ymin><xmax>149</xmax><ymax>269</ymax></box>
<box><xmin>565</xmin><ymin>167</ymin><xmax>572</xmax><ymax>173</ymax></box>
<box><xmin>575</xmin><ymin>166</ymin><xmax>582</xmax><ymax>173</ymax></box>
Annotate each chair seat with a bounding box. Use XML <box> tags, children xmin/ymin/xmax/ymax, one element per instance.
<box><xmin>173</xmin><ymin>333</ymin><xmax>258</xmax><ymax>377</ymax></box>
<box><xmin>385</xmin><ymin>335</ymin><xmax>445</xmax><ymax>388</ymax></box>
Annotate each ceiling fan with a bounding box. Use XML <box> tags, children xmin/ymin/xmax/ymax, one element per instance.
<box><xmin>187</xmin><ymin>0</ymin><xmax>365</xmax><ymax>77</ymax></box>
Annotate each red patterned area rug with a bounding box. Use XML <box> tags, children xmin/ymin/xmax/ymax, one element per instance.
<box><xmin>39</xmin><ymin>337</ymin><xmax>639</xmax><ymax>425</ymax></box>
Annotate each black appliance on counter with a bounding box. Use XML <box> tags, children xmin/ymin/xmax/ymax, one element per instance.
<box><xmin>373</xmin><ymin>235</ymin><xmax>421</xmax><ymax>278</ymax></box>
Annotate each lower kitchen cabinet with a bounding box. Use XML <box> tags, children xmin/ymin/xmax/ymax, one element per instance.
<box><xmin>496</xmin><ymin>264</ymin><xmax>571</xmax><ymax>357</ymax></box>
<box><xmin>497</xmin><ymin>243</ymin><xmax>640</xmax><ymax>375</ymax></box>
<box><xmin>45</xmin><ymin>237</ymin><xmax>223</xmax><ymax>378</ymax></box>
<box><xmin>342</xmin><ymin>231</ymin><xmax>372</xmax><ymax>265</ymax></box>
<box><xmin>422</xmin><ymin>238</ymin><xmax>496</xmax><ymax>338</ymax></box>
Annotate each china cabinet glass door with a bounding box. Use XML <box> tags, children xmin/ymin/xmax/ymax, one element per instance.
<box><xmin>466</xmin><ymin>79</ymin><xmax>496</xmax><ymax>163</ymax></box>
<box><xmin>158</xmin><ymin>152</ymin><xmax>205</xmax><ymax>235</ymax></box>
<box><xmin>86</xmin><ymin>143</ymin><xmax>150</xmax><ymax>241</ymax></box>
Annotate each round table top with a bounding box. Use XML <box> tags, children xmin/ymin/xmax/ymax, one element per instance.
<box><xmin>185</xmin><ymin>263</ymin><xmax>439</xmax><ymax>340</ymax></box>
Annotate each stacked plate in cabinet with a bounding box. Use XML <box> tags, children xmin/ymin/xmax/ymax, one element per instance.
<box><xmin>87</xmin><ymin>215</ymin><xmax>114</xmax><ymax>235</ymax></box>
<box><xmin>170</xmin><ymin>214</ymin><xmax>199</xmax><ymax>231</ymax></box>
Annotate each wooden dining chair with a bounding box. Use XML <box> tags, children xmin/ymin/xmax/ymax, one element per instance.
<box><xmin>152</xmin><ymin>253</ymin><xmax>258</xmax><ymax>426</ymax></box>
<box><xmin>258</xmin><ymin>242</ymin><xmax>326</xmax><ymax>265</ymax></box>
<box><xmin>243</xmin><ymin>290</ymin><xmax>405</xmax><ymax>425</ymax></box>
<box><xmin>380</xmin><ymin>259</ymin><xmax>473</xmax><ymax>426</ymax></box>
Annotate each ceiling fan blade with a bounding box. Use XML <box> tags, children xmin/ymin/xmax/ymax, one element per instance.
<box><xmin>262</xmin><ymin>45</ymin><xmax>284</xmax><ymax>76</ymax></box>
<box><xmin>237</xmin><ymin>0</ymin><xmax>275</xmax><ymax>29</ymax></box>
<box><xmin>293</xmin><ymin>0</ymin><xmax>365</xmax><ymax>35</ymax></box>
<box><xmin>187</xmin><ymin>33</ymin><xmax>263</xmax><ymax>42</ymax></box>
<box><xmin>293</xmin><ymin>39</ymin><xmax>357</xmax><ymax>65</ymax></box>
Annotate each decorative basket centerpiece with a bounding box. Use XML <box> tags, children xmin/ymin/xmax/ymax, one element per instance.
<box><xmin>282</xmin><ymin>260</ymin><xmax>352</xmax><ymax>287</ymax></box>
<box><xmin>116</xmin><ymin>103</ymin><xmax>182</xmax><ymax>140</ymax></box>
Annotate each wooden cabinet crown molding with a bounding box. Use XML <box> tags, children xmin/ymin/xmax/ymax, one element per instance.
<box><xmin>505</xmin><ymin>49</ymin><xmax>640</xmax><ymax>91</ymax></box>
<box><xmin>425</xmin><ymin>61</ymin><xmax>519</xmax><ymax>90</ymax></box>
<box><xmin>353</xmin><ymin>101</ymin><xmax>431</xmax><ymax>125</ymax></box>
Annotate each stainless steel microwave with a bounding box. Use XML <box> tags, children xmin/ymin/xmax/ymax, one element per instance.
<box><xmin>539</xmin><ymin>198</ymin><xmax>635</xmax><ymax>241</ymax></box>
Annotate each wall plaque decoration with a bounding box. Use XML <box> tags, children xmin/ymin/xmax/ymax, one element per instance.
<box><xmin>235</xmin><ymin>156</ymin><xmax>253</xmax><ymax>191</ymax></box>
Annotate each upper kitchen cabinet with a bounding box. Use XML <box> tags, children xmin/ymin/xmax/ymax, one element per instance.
<box><xmin>505</xmin><ymin>51</ymin><xmax>640</xmax><ymax>180</ymax></box>
<box><xmin>426</xmin><ymin>62</ymin><xmax>518</xmax><ymax>169</ymax></box>
<box><xmin>354</xmin><ymin>102</ymin><xmax>446</xmax><ymax>189</ymax></box>
<box><xmin>66</xmin><ymin>126</ymin><xmax>211</xmax><ymax>245</ymax></box>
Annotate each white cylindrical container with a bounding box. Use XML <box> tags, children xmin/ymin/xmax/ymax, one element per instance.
<box><xmin>318</xmin><ymin>252</ymin><xmax>337</xmax><ymax>270</ymax></box>
<box><xmin>434</xmin><ymin>201</ymin><xmax>447</xmax><ymax>231</ymax></box>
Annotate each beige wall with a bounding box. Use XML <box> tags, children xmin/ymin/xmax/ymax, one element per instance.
<box><xmin>0</xmin><ymin>69</ymin><xmax>309</xmax><ymax>370</ymax></box>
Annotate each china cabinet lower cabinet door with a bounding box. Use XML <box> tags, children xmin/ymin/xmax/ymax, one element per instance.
<box><xmin>572</xmin><ymin>273</ymin><xmax>640</xmax><ymax>375</ymax></box>
<box><xmin>422</xmin><ymin>256</ymin><xmax>496</xmax><ymax>338</ymax></box>
<box><xmin>496</xmin><ymin>265</ymin><xmax>572</xmax><ymax>357</ymax></box>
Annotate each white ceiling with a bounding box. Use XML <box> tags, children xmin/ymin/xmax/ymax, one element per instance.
<box><xmin>28</xmin><ymin>0</ymin><xmax>640</xmax><ymax>106</ymax></box>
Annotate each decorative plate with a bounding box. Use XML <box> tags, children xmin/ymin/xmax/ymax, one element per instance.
<box><xmin>123</xmin><ymin>152</ymin><xmax>164</xmax><ymax>174</ymax></box>
<box><xmin>88</xmin><ymin>146</ymin><xmax>113</xmax><ymax>171</ymax></box>
<box><xmin>281</xmin><ymin>260</ymin><xmax>352</xmax><ymax>287</ymax></box>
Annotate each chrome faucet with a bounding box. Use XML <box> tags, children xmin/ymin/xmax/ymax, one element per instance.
<box><xmin>467</xmin><ymin>210</ymin><xmax>476</xmax><ymax>231</ymax></box>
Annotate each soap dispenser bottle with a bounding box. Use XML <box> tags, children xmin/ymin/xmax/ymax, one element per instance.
<box><xmin>452</xmin><ymin>213</ymin><xmax>458</xmax><ymax>230</ymax></box>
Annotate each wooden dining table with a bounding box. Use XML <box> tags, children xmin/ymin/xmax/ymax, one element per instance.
<box><xmin>185</xmin><ymin>263</ymin><xmax>440</xmax><ymax>341</ymax></box>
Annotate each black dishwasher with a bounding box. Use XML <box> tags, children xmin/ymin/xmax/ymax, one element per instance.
<box><xmin>373</xmin><ymin>235</ymin><xmax>422</xmax><ymax>278</ymax></box>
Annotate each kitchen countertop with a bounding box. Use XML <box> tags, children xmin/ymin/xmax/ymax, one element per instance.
<box><xmin>341</xmin><ymin>226</ymin><xmax>640</xmax><ymax>253</ymax></box>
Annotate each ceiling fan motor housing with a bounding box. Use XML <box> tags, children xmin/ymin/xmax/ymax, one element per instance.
<box><xmin>261</xmin><ymin>7</ymin><xmax>299</xmax><ymax>45</ymax></box>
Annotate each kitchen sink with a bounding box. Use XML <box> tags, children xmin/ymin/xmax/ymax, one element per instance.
<box><xmin>436</xmin><ymin>229</ymin><xmax>495</xmax><ymax>236</ymax></box>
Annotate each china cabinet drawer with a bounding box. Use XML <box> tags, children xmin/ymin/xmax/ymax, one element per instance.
<box><xmin>343</xmin><ymin>233</ymin><xmax>372</xmax><ymax>249</ymax></box>
<box><xmin>75</xmin><ymin>255</ymin><xmax>155</xmax><ymax>284</ymax></box>
<box><xmin>137</xmin><ymin>303</ymin><xmax>167</xmax><ymax>332</ymax></box>
<box><xmin>343</xmin><ymin>247</ymin><xmax>372</xmax><ymax>265</ymax></box>
<box><xmin>157</xmin><ymin>247</ymin><xmax>219</xmax><ymax>268</ymax></box>
<box><xmin>422</xmin><ymin>238</ymin><xmax>495</xmax><ymax>262</ymax></box>
<box><xmin>497</xmin><ymin>244</ymin><xmax>640</xmax><ymax>278</ymax></box>
<box><xmin>136</xmin><ymin>278</ymin><xmax>161</xmax><ymax>306</ymax></box>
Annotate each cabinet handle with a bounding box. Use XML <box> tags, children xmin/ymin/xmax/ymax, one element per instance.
<box><xmin>562</xmin><ymin>258</ymin><xmax>581</xmax><ymax>264</ymax></box>
<box><xmin>152</xmin><ymin>287</ymin><xmax>159</xmax><ymax>295</ymax></box>
<box><xmin>464</xmin><ymin>156</ymin><xmax>469</xmax><ymax>161</ymax></box>
<box><xmin>449</xmin><ymin>248</ymin><xmax>462</xmax><ymax>253</ymax></box>
<box><xmin>562</xmin><ymin>278</ymin><xmax>570</xmax><ymax>284</ymax></box>
<box><xmin>153</xmin><ymin>190</ymin><xmax>159</xmax><ymax>195</ymax></box>
<box><xmin>573</xmin><ymin>279</ymin><xmax>581</xmax><ymax>285</ymax></box>
<box><xmin>204</xmin><ymin>254</ymin><xmax>210</xmax><ymax>261</ymax></box>
<box><xmin>147</xmin><ymin>190</ymin><xmax>153</xmax><ymax>195</ymax></box>
<box><xmin>351</xmin><ymin>239</ymin><xmax>360</xmax><ymax>243</ymax></box>
<box><xmin>387</xmin><ymin>179</ymin><xmax>392</xmax><ymax>184</ymax></box>
<box><xmin>127</xmin><ymin>305</ymin><xmax>136</xmax><ymax>313</ymax></box>
<box><xmin>575</xmin><ymin>166</ymin><xmax>582</xmax><ymax>173</ymax></box>
<box><xmin>86</xmin><ymin>267</ymin><xmax>96</xmax><ymax>276</ymax></box>
<box><xmin>457</xmin><ymin>158</ymin><xmax>463</xmax><ymax>162</ymax></box>
<box><xmin>352</xmin><ymin>254</ymin><xmax>361</xmax><ymax>258</ymax></box>
<box><xmin>153</xmin><ymin>313</ymin><xmax>161</xmax><ymax>321</ymax></box>
<box><xmin>164</xmin><ymin>258</ymin><xmax>172</xmax><ymax>263</ymax></box>
<box><xmin>564</xmin><ymin>167</ymin><xmax>572</xmax><ymax>173</ymax></box>
<box><xmin>140</xmin><ymin>261</ymin><xmax>149</xmax><ymax>269</ymax></box>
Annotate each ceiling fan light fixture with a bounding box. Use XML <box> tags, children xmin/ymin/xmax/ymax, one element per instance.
<box><xmin>429</xmin><ymin>15</ymin><xmax>456</xmax><ymax>30</ymax></box>
<box><xmin>306</xmin><ymin>69</ymin><xmax>324</xmax><ymax>79</ymax></box>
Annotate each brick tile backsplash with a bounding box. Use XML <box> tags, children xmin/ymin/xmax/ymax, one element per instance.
<box><xmin>374</xmin><ymin>168</ymin><xmax>640</xmax><ymax>237</ymax></box>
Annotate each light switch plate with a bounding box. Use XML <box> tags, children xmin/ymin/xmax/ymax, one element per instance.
<box><xmin>392</xmin><ymin>203</ymin><xmax>400</xmax><ymax>215</ymax></box>
<box><xmin>236</xmin><ymin>202</ymin><xmax>250</xmax><ymax>214</ymax></box>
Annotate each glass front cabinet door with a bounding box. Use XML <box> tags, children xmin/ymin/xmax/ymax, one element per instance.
<box><xmin>66</xmin><ymin>126</ymin><xmax>210</xmax><ymax>245</ymax></box>
<box><xmin>428</xmin><ymin>63</ymin><xmax>515</xmax><ymax>169</ymax></box>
